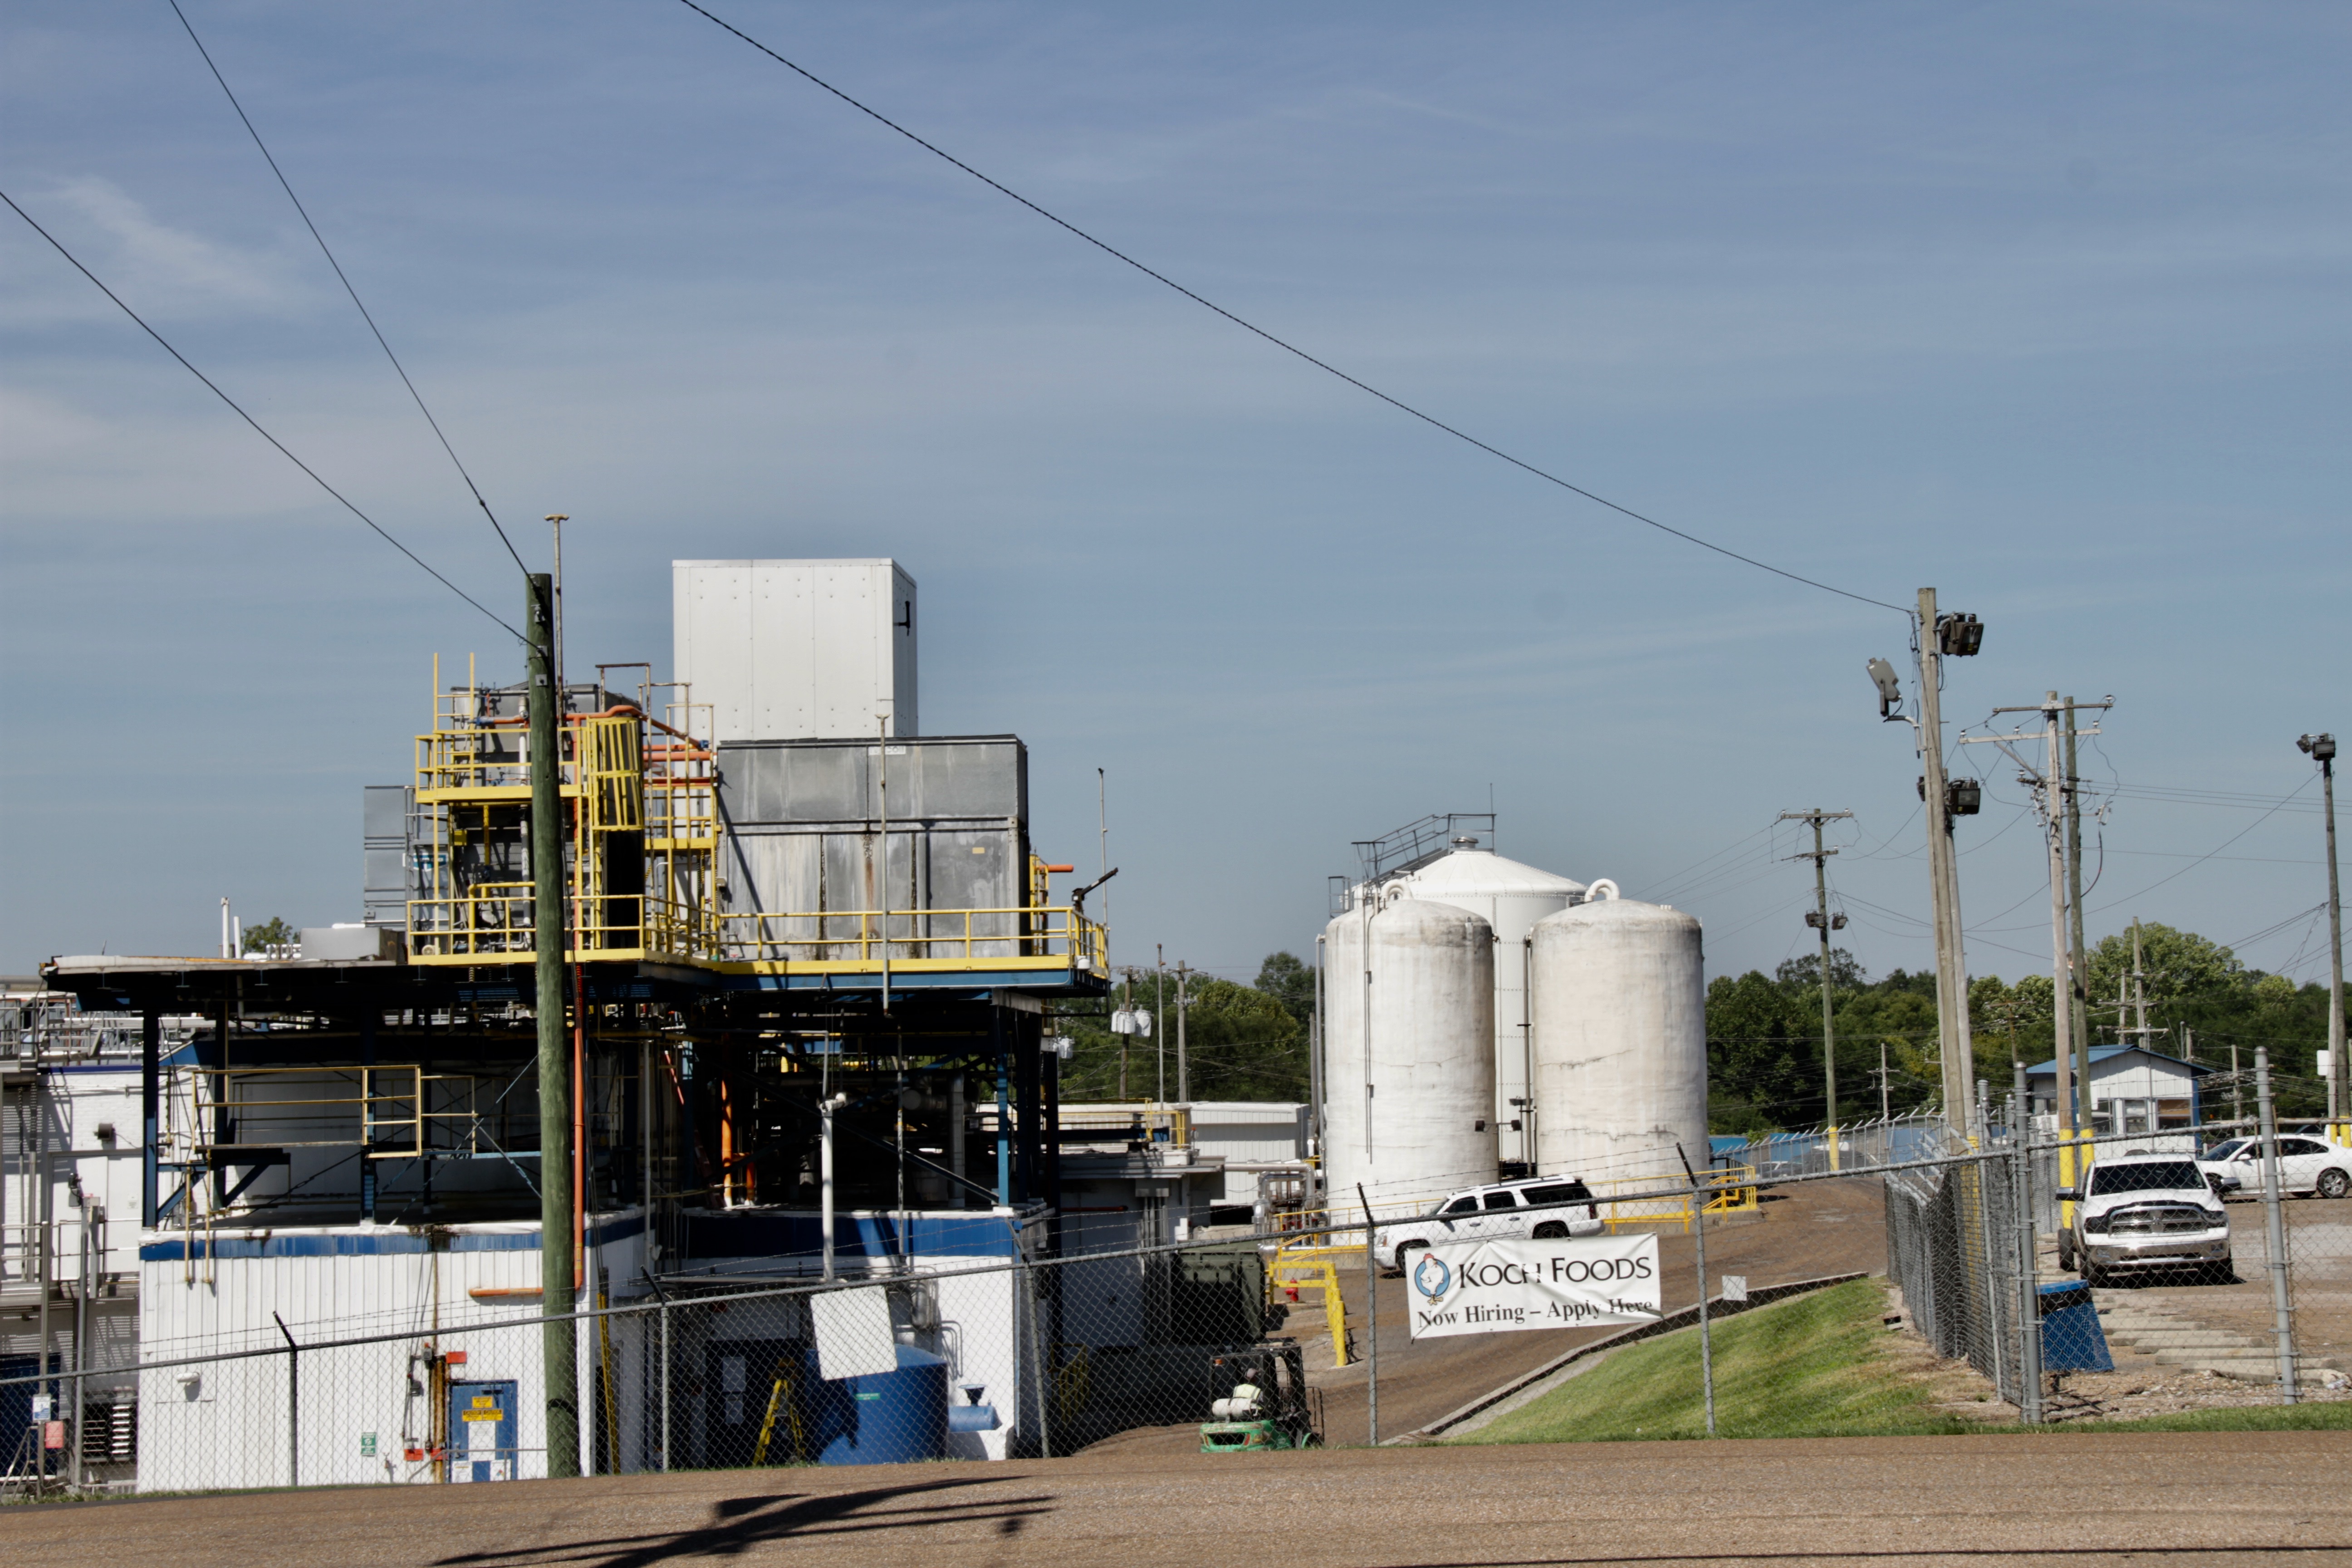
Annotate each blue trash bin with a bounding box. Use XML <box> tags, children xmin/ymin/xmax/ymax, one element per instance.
<box><xmin>2038</xmin><ymin>1281</ymin><xmax>2114</xmax><ymax>1372</ymax></box>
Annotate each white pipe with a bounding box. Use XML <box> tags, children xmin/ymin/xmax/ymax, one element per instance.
<box><xmin>1584</xmin><ymin>878</ymin><xmax>1620</xmax><ymax>902</ymax></box>
<box><xmin>820</xmin><ymin>1092</ymin><xmax>848</xmax><ymax>1280</ymax></box>
<box><xmin>220</xmin><ymin>897</ymin><xmax>233</xmax><ymax>960</ymax></box>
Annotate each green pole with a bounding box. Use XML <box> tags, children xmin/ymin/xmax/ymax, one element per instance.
<box><xmin>529</xmin><ymin>572</ymin><xmax>580</xmax><ymax>1477</ymax></box>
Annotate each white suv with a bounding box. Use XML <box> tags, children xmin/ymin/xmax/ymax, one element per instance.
<box><xmin>1374</xmin><ymin>1176</ymin><xmax>1603</xmax><ymax>1273</ymax></box>
<box><xmin>2057</xmin><ymin>1153</ymin><xmax>2233</xmax><ymax>1285</ymax></box>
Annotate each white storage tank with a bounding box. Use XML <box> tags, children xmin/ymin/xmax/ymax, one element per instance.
<box><xmin>1396</xmin><ymin>838</ymin><xmax>1585</xmax><ymax>1169</ymax></box>
<box><xmin>1320</xmin><ymin>893</ymin><xmax>1499</xmax><ymax>1216</ymax></box>
<box><xmin>1529</xmin><ymin>888</ymin><xmax>1706</xmax><ymax>1187</ymax></box>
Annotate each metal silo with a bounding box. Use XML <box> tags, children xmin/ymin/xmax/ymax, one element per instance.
<box><xmin>1529</xmin><ymin>889</ymin><xmax>1706</xmax><ymax>1186</ymax></box>
<box><xmin>1320</xmin><ymin>892</ymin><xmax>1499</xmax><ymax>1216</ymax></box>
<box><xmin>1397</xmin><ymin>838</ymin><xmax>1585</xmax><ymax>1170</ymax></box>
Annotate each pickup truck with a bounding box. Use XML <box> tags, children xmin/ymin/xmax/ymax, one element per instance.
<box><xmin>2057</xmin><ymin>1152</ymin><xmax>2233</xmax><ymax>1286</ymax></box>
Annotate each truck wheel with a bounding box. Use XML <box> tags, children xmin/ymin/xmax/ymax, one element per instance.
<box><xmin>1393</xmin><ymin>1242</ymin><xmax>1424</xmax><ymax>1278</ymax></box>
<box><xmin>2319</xmin><ymin>1169</ymin><xmax>2350</xmax><ymax>1200</ymax></box>
<box><xmin>1532</xmin><ymin>1221</ymin><xmax>1568</xmax><ymax>1240</ymax></box>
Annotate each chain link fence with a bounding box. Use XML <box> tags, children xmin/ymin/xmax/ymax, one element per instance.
<box><xmin>10</xmin><ymin>1088</ymin><xmax>2352</xmax><ymax>1495</ymax></box>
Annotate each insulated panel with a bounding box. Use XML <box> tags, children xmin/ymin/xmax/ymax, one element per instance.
<box><xmin>674</xmin><ymin>559</ymin><xmax>917</xmax><ymax>743</ymax></box>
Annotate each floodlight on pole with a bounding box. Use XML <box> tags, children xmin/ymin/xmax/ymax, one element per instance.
<box><xmin>1867</xmin><ymin>657</ymin><xmax>1902</xmax><ymax>720</ymax></box>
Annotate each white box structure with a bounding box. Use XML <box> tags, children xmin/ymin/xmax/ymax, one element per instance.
<box><xmin>673</xmin><ymin>559</ymin><xmax>918</xmax><ymax>743</ymax></box>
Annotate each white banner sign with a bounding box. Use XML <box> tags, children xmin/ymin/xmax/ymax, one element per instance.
<box><xmin>1407</xmin><ymin>1234</ymin><xmax>1663</xmax><ymax>1339</ymax></box>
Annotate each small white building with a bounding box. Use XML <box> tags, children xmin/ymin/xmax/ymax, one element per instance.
<box><xmin>2025</xmin><ymin>1045</ymin><xmax>2215</xmax><ymax>1146</ymax></box>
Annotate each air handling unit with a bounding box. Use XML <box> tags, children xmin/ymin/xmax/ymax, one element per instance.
<box><xmin>674</xmin><ymin>559</ymin><xmax>917</xmax><ymax>743</ymax></box>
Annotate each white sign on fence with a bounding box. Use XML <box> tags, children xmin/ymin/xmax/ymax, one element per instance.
<box><xmin>1406</xmin><ymin>1234</ymin><xmax>1663</xmax><ymax>1340</ymax></box>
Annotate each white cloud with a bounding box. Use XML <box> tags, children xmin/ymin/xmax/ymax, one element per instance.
<box><xmin>3</xmin><ymin>176</ymin><xmax>312</xmax><ymax>326</ymax></box>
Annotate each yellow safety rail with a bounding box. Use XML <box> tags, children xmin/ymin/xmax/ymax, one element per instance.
<box><xmin>404</xmin><ymin>664</ymin><xmax>1107</xmax><ymax>981</ymax></box>
<box><xmin>713</xmin><ymin>905</ymin><xmax>1108</xmax><ymax>977</ymax></box>
<box><xmin>1041</xmin><ymin>1105</ymin><xmax>1192</xmax><ymax>1147</ymax></box>
<box><xmin>1267</xmin><ymin>1237</ymin><xmax>1356</xmax><ymax>1368</ymax></box>
<box><xmin>1593</xmin><ymin>1165</ymin><xmax>1759</xmax><ymax>1235</ymax></box>
<box><xmin>408</xmin><ymin>884</ymin><xmax>718</xmax><ymax>965</ymax></box>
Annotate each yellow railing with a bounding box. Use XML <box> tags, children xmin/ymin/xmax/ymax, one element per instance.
<box><xmin>1593</xmin><ymin>1165</ymin><xmax>1759</xmax><ymax>1235</ymax></box>
<box><xmin>1051</xmin><ymin>1105</ymin><xmax>1192</xmax><ymax>1147</ymax></box>
<box><xmin>1266</xmin><ymin>1235</ymin><xmax>1357</xmax><ymax>1368</ymax></box>
<box><xmin>715</xmin><ymin>905</ymin><xmax>1107</xmax><ymax>973</ymax></box>
<box><xmin>407</xmin><ymin>885</ymin><xmax>718</xmax><ymax>964</ymax></box>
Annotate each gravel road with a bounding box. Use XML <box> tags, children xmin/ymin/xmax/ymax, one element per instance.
<box><xmin>6</xmin><ymin>1430</ymin><xmax>2347</xmax><ymax>1565</ymax></box>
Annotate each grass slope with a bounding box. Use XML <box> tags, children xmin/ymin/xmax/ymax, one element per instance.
<box><xmin>1461</xmin><ymin>1278</ymin><xmax>1974</xmax><ymax>1444</ymax></box>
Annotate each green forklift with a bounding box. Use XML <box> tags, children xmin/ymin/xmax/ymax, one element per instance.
<box><xmin>1198</xmin><ymin>1340</ymin><xmax>1321</xmax><ymax>1453</ymax></box>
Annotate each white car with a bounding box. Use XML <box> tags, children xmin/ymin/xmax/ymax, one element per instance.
<box><xmin>2057</xmin><ymin>1153</ymin><xmax>2233</xmax><ymax>1285</ymax></box>
<box><xmin>1374</xmin><ymin>1175</ymin><xmax>1603</xmax><ymax>1272</ymax></box>
<box><xmin>2200</xmin><ymin>1135</ymin><xmax>2352</xmax><ymax>1200</ymax></box>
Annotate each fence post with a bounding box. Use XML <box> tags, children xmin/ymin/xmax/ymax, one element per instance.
<box><xmin>659</xmin><ymin>1296</ymin><xmax>671</xmax><ymax>1472</ymax></box>
<box><xmin>2255</xmin><ymin>1048</ymin><xmax>2299</xmax><ymax>1404</ymax></box>
<box><xmin>1357</xmin><ymin>1184</ymin><xmax>1378</xmax><ymax>1446</ymax></box>
<box><xmin>2014</xmin><ymin>1143</ymin><xmax>2043</xmax><ymax>1424</ymax></box>
<box><xmin>2011</xmin><ymin>1062</ymin><xmax>2043</xmax><ymax>1425</ymax></box>
<box><xmin>273</xmin><ymin>1312</ymin><xmax>299</xmax><ymax>1487</ymax></box>
<box><xmin>1021</xmin><ymin>1254</ymin><xmax>1051</xmax><ymax>1458</ymax></box>
<box><xmin>1676</xmin><ymin>1145</ymin><xmax>1715</xmax><ymax>1437</ymax></box>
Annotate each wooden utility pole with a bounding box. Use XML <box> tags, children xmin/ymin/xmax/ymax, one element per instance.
<box><xmin>1779</xmin><ymin>809</ymin><xmax>1853</xmax><ymax>1157</ymax></box>
<box><xmin>1915</xmin><ymin>589</ymin><xmax>1975</xmax><ymax>1129</ymax></box>
<box><xmin>528</xmin><ymin>572</ymin><xmax>579</xmax><ymax>1478</ymax></box>
<box><xmin>1965</xmin><ymin>694</ymin><xmax>2111</xmax><ymax>1196</ymax></box>
<box><xmin>2063</xmin><ymin>697</ymin><xmax>2095</xmax><ymax>1133</ymax></box>
<box><xmin>2042</xmin><ymin>695</ymin><xmax>2077</xmax><ymax>1176</ymax></box>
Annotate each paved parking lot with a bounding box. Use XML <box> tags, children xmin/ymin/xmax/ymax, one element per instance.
<box><xmin>7</xmin><ymin>1430</ymin><xmax>2350</xmax><ymax>1566</ymax></box>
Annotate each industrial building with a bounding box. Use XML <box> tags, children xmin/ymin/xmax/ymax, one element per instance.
<box><xmin>26</xmin><ymin>557</ymin><xmax>1257</xmax><ymax>1490</ymax></box>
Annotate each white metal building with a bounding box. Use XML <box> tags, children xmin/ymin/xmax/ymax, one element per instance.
<box><xmin>2025</xmin><ymin>1045</ymin><xmax>2212</xmax><ymax>1146</ymax></box>
<box><xmin>672</xmin><ymin>559</ymin><xmax>919</xmax><ymax>742</ymax></box>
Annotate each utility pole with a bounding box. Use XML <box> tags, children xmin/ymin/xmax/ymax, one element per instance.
<box><xmin>527</xmin><ymin>571</ymin><xmax>579</xmax><ymax>1480</ymax></box>
<box><xmin>2063</xmin><ymin>697</ymin><xmax>2094</xmax><ymax>1137</ymax></box>
<box><xmin>2042</xmin><ymin>695</ymin><xmax>2076</xmax><ymax>1180</ymax></box>
<box><xmin>1965</xmin><ymin>694</ymin><xmax>2110</xmax><ymax>1200</ymax></box>
<box><xmin>1155</xmin><ymin>945</ymin><xmax>1166</xmax><ymax>1105</ymax></box>
<box><xmin>1877</xmin><ymin>588</ymin><xmax>1982</xmax><ymax>1130</ymax></box>
<box><xmin>1779</xmin><ymin>810</ymin><xmax>1852</xmax><ymax>1162</ymax></box>
<box><xmin>1175</xmin><ymin>961</ymin><xmax>1191</xmax><ymax>1102</ymax></box>
<box><xmin>2299</xmin><ymin>734</ymin><xmax>2344</xmax><ymax>1139</ymax></box>
<box><xmin>1877</xmin><ymin>1042</ymin><xmax>1891</xmax><ymax>1122</ymax></box>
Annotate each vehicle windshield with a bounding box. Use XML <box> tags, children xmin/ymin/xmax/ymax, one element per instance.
<box><xmin>2088</xmin><ymin>1161</ymin><xmax>2204</xmax><ymax>1196</ymax></box>
<box><xmin>2203</xmin><ymin>1139</ymin><xmax>2247</xmax><ymax>1161</ymax></box>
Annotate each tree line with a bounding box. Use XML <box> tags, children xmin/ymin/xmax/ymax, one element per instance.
<box><xmin>1708</xmin><ymin>922</ymin><xmax>2340</xmax><ymax>1133</ymax></box>
<box><xmin>1053</xmin><ymin>953</ymin><xmax>1316</xmax><ymax>1102</ymax></box>
<box><xmin>1044</xmin><ymin>923</ymin><xmax>2338</xmax><ymax>1132</ymax></box>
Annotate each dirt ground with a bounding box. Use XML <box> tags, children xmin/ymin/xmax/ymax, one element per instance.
<box><xmin>2098</xmin><ymin>1194</ymin><xmax>2352</xmax><ymax>1363</ymax></box>
<box><xmin>1087</xmin><ymin>1176</ymin><xmax>1890</xmax><ymax>1453</ymax></box>
<box><xmin>9</xmin><ymin>1430</ymin><xmax>2352</xmax><ymax>1566</ymax></box>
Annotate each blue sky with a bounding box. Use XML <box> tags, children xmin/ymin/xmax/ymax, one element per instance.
<box><xmin>4</xmin><ymin>2</ymin><xmax>2347</xmax><ymax>989</ymax></box>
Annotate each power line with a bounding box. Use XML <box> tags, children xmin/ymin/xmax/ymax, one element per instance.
<box><xmin>166</xmin><ymin>0</ymin><xmax>530</xmax><ymax>579</ymax></box>
<box><xmin>2088</xmin><ymin>777</ymin><xmax>2317</xmax><ymax>915</ymax></box>
<box><xmin>3</xmin><ymin>187</ymin><xmax>524</xmax><ymax>643</ymax></box>
<box><xmin>672</xmin><ymin>0</ymin><xmax>1911</xmax><ymax>618</ymax></box>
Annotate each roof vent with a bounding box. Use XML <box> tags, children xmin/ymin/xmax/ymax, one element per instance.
<box><xmin>1451</xmin><ymin>835</ymin><xmax>1480</xmax><ymax>848</ymax></box>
